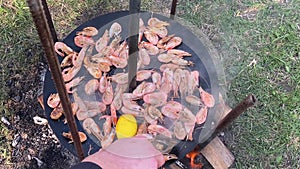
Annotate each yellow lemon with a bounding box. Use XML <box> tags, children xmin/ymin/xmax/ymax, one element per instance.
<box><xmin>116</xmin><ymin>114</ymin><xmax>137</xmax><ymax>139</ymax></box>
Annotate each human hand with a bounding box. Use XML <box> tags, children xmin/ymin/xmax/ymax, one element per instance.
<box><xmin>83</xmin><ymin>136</ymin><xmax>165</xmax><ymax>169</ymax></box>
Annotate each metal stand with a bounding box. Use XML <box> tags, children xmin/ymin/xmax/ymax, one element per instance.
<box><xmin>27</xmin><ymin>0</ymin><xmax>84</xmax><ymax>161</ymax></box>
<box><xmin>29</xmin><ymin>1</ymin><xmax>256</xmax><ymax>168</ymax></box>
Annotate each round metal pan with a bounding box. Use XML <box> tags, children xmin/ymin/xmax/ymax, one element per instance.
<box><xmin>43</xmin><ymin>11</ymin><xmax>219</xmax><ymax>160</ymax></box>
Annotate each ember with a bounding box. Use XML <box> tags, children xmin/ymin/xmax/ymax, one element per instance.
<box><xmin>186</xmin><ymin>150</ymin><xmax>203</xmax><ymax>169</ymax></box>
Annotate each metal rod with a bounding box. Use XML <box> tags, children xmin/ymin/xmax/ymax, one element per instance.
<box><xmin>41</xmin><ymin>0</ymin><xmax>58</xmax><ymax>42</ymax></box>
<box><xmin>27</xmin><ymin>0</ymin><xmax>84</xmax><ymax>161</ymax></box>
<box><xmin>198</xmin><ymin>94</ymin><xmax>256</xmax><ymax>150</ymax></box>
<box><xmin>170</xmin><ymin>0</ymin><xmax>178</xmax><ymax>19</ymax></box>
<box><xmin>127</xmin><ymin>0</ymin><xmax>141</xmax><ymax>92</ymax></box>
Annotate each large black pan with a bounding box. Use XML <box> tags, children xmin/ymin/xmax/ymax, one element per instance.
<box><xmin>43</xmin><ymin>11</ymin><xmax>219</xmax><ymax>163</ymax></box>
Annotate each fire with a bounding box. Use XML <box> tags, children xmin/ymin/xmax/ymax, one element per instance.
<box><xmin>186</xmin><ymin>150</ymin><xmax>203</xmax><ymax>169</ymax></box>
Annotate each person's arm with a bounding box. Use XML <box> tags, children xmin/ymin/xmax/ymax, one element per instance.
<box><xmin>70</xmin><ymin>136</ymin><xmax>164</xmax><ymax>169</ymax></box>
<box><xmin>70</xmin><ymin>162</ymin><xmax>102</xmax><ymax>169</ymax></box>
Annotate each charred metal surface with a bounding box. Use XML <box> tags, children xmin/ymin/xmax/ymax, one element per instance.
<box><xmin>41</xmin><ymin>0</ymin><xmax>58</xmax><ymax>42</ymax></box>
<box><xmin>27</xmin><ymin>0</ymin><xmax>84</xmax><ymax>161</ymax></box>
<box><xmin>127</xmin><ymin>0</ymin><xmax>141</xmax><ymax>91</ymax></box>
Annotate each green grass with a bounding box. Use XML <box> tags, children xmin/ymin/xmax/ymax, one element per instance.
<box><xmin>1</xmin><ymin>0</ymin><xmax>299</xmax><ymax>168</ymax></box>
<box><xmin>176</xmin><ymin>0</ymin><xmax>300</xmax><ymax>168</ymax></box>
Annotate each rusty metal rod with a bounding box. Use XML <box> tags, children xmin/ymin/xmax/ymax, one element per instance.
<box><xmin>198</xmin><ymin>94</ymin><xmax>256</xmax><ymax>150</ymax></box>
<box><xmin>41</xmin><ymin>0</ymin><xmax>58</xmax><ymax>42</ymax></box>
<box><xmin>27</xmin><ymin>0</ymin><xmax>84</xmax><ymax>161</ymax></box>
<box><xmin>170</xmin><ymin>0</ymin><xmax>178</xmax><ymax>19</ymax></box>
<box><xmin>127</xmin><ymin>0</ymin><xmax>141</xmax><ymax>92</ymax></box>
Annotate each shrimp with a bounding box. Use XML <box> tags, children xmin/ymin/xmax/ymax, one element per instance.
<box><xmin>102</xmin><ymin>80</ymin><xmax>114</xmax><ymax>105</ymax></box>
<box><xmin>101</xmin><ymin>128</ymin><xmax>115</xmax><ymax>149</ymax></box>
<box><xmin>61</xmin><ymin>53</ymin><xmax>75</xmax><ymax>68</ymax></box>
<box><xmin>54</xmin><ymin>42</ymin><xmax>74</xmax><ymax>57</ymax></box>
<box><xmin>110</xmin><ymin>104</ymin><xmax>117</xmax><ymax>126</ymax></box>
<box><xmin>113</xmin><ymin>40</ymin><xmax>127</xmax><ymax>57</ymax></box>
<box><xmin>61</xmin><ymin>66</ymin><xmax>81</xmax><ymax>82</ymax></box>
<box><xmin>157</xmin><ymin>53</ymin><xmax>175</xmax><ymax>63</ymax></box>
<box><xmin>187</xmin><ymin>72</ymin><xmax>196</xmax><ymax>96</ymax></box>
<box><xmin>90</xmin><ymin>56</ymin><xmax>112</xmax><ymax>66</ymax></box>
<box><xmin>74</xmin><ymin>97</ymin><xmax>102</xmax><ymax>121</ymax></box>
<box><xmin>171</xmin><ymin>58</ymin><xmax>194</xmax><ymax>66</ymax></box>
<box><xmin>173</xmin><ymin>68</ymin><xmax>182</xmax><ymax>98</ymax></box>
<box><xmin>199</xmin><ymin>87</ymin><xmax>215</xmax><ymax>107</ymax></box>
<box><xmin>107</xmin><ymin>55</ymin><xmax>127</xmax><ymax>68</ymax></box>
<box><xmin>84</xmin><ymin>79</ymin><xmax>99</xmax><ymax>95</ymax></box>
<box><xmin>65</xmin><ymin>76</ymin><xmax>85</xmax><ymax>93</ymax></box>
<box><xmin>146</xmin><ymin>105</ymin><xmax>163</xmax><ymax>121</ymax></box>
<box><xmin>99</xmin><ymin>115</ymin><xmax>112</xmax><ymax>136</ymax></box>
<box><xmin>137</xmin><ymin>122</ymin><xmax>148</xmax><ymax>135</ymax></box>
<box><xmin>179</xmin><ymin>69</ymin><xmax>189</xmax><ymax>97</ymax></box>
<box><xmin>95</xmin><ymin>30</ymin><xmax>110</xmax><ymax>53</ymax></box>
<box><xmin>173</xmin><ymin>121</ymin><xmax>187</xmax><ymax>140</ymax></box>
<box><xmin>165</xmin><ymin>37</ymin><xmax>182</xmax><ymax>50</ymax></box>
<box><xmin>119</xmin><ymin>48</ymin><xmax>129</xmax><ymax>60</ymax></box>
<box><xmin>167</xmin><ymin>49</ymin><xmax>192</xmax><ymax>57</ymax></box>
<box><xmin>121</xmin><ymin>106</ymin><xmax>143</xmax><ymax>117</ymax></box>
<box><xmin>144</xmin><ymin>30</ymin><xmax>159</xmax><ymax>45</ymax></box>
<box><xmin>139</xmin><ymin>48</ymin><xmax>151</xmax><ymax>66</ymax></box>
<box><xmin>185</xmin><ymin>122</ymin><xmax>195</xmax><ymax>141</ymax></box>
<box><xmin>160</xmin><ymin>68</ymin><xmax>173</xmax><ymax>94</ymax></box>
<box><xmin>84</xmin><ymin>64</ymin><xmax>102</xmax><ymax>79</ymax></box>
<box><xmin>157</xmin><ymin>34</ymin><xmax>175</xmax><ymax>49</ymax></box>
<box><xmin>133</xmin><ymin>81</ymin><xmax>156</xmax><ymax>97</ymax></box>
<box><xmin>99</xmin><ymin>73</ymin><xmax>108</xmax><ymax>93</ymax></box>
<box><xmin>136</xmin><ymin>69</ymin><xmax>153</xmax><ymax>81</ymax></box>
<box><xmin>196</xmin><ymin>106</ymin><xmax>208</xmax><ymax>125</ymax></box>
<box><xmin>151</xmin><ymin>71</ymin><xmax>161</xmax><ymax>89</ymax></box>
<box><xmin>159</xmin><ymin>63</ymin><xmax>184</xmax><ymax>72</ymax></box>
<box><xmin>84</xmin><ymin>101</ymin><xmax>106</xmax><ymax>113</ymax></box>
<box><xmin>143</xmin><ymin>92</ymin><xmax>168</xmax><ymax>107</ymax></box>
<box><xmin>148</xmin><ymin>26</ymin><xmax>168</xmax><ymax>38</ymax></box>
<box><xmin>159</xmin><ymin>80</ymin><xmax>172</xmax><ymax>95</ymax></box>
<box><xmin>112</xmin><ymin>83</ymin><xmax>127</xmax><ymax>110</ymax></box>
<box><xmin>148</xmin><ymin>124</ymin><xmax>172</xmax><ymax>138</ymax></box>
<box><xmin>122</xmin><ymin>93</ymin><xmax>139</xmax><ymax>106</ymax></box>
<box><xmin>161</xmin><ymin>100</ymin><xmax>182</xmax><ymax>119</ymax></box>
<box><xmin>73</xmin><ymin>46</ymin><xmax>88</xmax><ymax>67</ymax></box>
<box><xmin>123</xmin><ymin>100</ymin><xmax>144</xmax><ymax>112</ymax></box>
<box><xmin>76</xmin><ymin>26</ymin><xmax>98</xmax><ymax>37</ymax></box>
<box><xmin>74</xmin><ymin>35</ymin><xmax>95</xmax><ymax>47</ymax></box>
<box><xmin>98</xmin><ymin>62</ymin><xmax>111</xmax><ymax>73</ymax></box>
<box><xmin>110</xmin><ymin>72</ymin><xmax>128</xmax><ymax>84</ymax></box>
<box><xmin>148</xmin><ymin>18</ymin><xmax>169</xmax><ymax>28</ymax></box>
<box><xmin>142</xmin><ymin>42</ymin><xmax>159</xmax><ymax>55</ymax></box>
<box><xmin>109</xmin><ymin>22</ymin><xmax>122</xmax><ymax>38</ymax></box>
<box><xmin>178</xmin><ymin>107</ymin><xmax>196</xmax><ymax>123</ymax></box>
<box><xmin>47</xmin><ymin>93</ymin><xmax>60</xmax><ymax>108</ymax></box>
<box><xmin>185</xmin><ymin>95</ymin><xmax>202</xmax><ymax>106</ymax></box>
<box><xmin>83</xmin><ymin>56</ymin><xmax>102</xmax><ymax>78</ymax></box>
<box><xmin>82</xmin><ymin>118</ymin><xmax>104</xmax><ymax>142</ymax></box>
<box><xmin>62</xmin><ymin>131</ymin><xmax>87</xmax><ymax>143</ymax></box>
<box><xmin>50</xmin><ymin>105</ymin><xmax>64</xmax><ymax>120</ymax></box>
<box><xmin>190</xmin><ymin>70</ymin><xmax>199</xmax><ymax>88</ymax></box>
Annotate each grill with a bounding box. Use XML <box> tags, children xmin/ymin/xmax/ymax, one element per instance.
<box><xmin>28</xmin><ymin>0</ymin><xmax>256</xmax><ymax>168</ymax></box>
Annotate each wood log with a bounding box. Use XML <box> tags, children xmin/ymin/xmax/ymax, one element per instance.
<box><xmin>200</xmin><ymin>94</ymin><xmax>234</xmax><ymax>169</ymax></box>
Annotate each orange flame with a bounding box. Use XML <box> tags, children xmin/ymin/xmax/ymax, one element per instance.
<box><xmin>186</xmin><ymin>150</ymin><xmax>203</xmax><ymax>169</ymax></box>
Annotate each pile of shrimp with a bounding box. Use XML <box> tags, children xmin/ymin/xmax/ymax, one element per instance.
<box><xmin>48</xmin><ymin>17</ymin><xmax>215</xmax><ymax>150</ymax></box>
